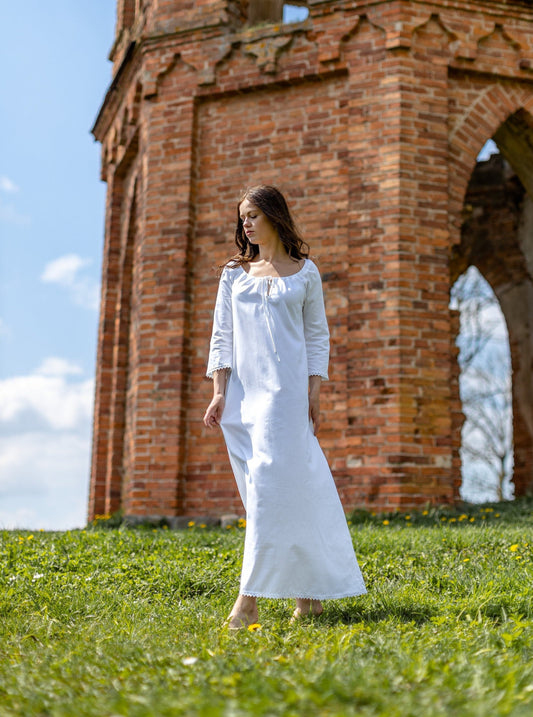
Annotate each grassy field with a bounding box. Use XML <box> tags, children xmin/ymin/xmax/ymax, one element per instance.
<box><xmin>0</xmin><ymin>500</ymin><xmax>532</xmax><ymax>716</ymax></box>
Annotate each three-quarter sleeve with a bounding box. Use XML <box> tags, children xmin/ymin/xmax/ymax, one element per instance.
<box><xmin>303</xmin><ymin>262</ymin><xmax>330</xmax><ymax>380</ymax></box>
<box><xmin>206</xmin><ymin>268</ymin><xmax>234</xmax><ymax>378</ymax></box>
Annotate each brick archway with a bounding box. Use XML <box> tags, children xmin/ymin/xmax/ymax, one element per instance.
<box><xmin>449</xmin><ymin>88</ymin><xmax>533</xmax><ymax>235</ymax></box>
<box><xmin>451</xmin><ymin>136</ymin><xmax>533</xmax><ymax>497</ymax></box>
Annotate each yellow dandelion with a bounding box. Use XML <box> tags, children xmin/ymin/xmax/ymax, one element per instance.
<box><xmin>458</xmin><ymin>514</ymin><xmax>467</xmax><ymax>521</ymax></box>
<box><xmin>441</xmin><ymin>517</ymin><xmax>447</xmax><ymax>522</ymax></box>
<box><xmin>405</xmin><ymin>515</ymin><xmax>411</xmax><ymax>521</ymax></box>
<box><xmin>494</xmin><ymin>514</ymin><xmax>500</xmax><ymax>518</ymax></box>
<box><xmin>422</xmin><ymin>510</ymin><xmax>429</xmax><ymax>516</ymax></box>
<box><xmin>383</xmin><ymin>520</ymin><xmax>390</xmax><ymax>526</ymax></box>
<box><xmin>199</xmin><ymin>524</ymin><xmax>207</xmax><ymax>529</ymax></box>
<box><xmin>469</xmin><ymin>517</ymin><xmax>475</xmax><ymax>522</ymax></box>
<box><xmin>463</xmin><ymin>558</ymin><xmax>470</xmax><ymax>562</ymax></box>
<box><xmin>485</xmin><ymin>508</ymin><xmax>494</xmax><ymax>513</ymax></box>
<box><xmin>238</xmin><ymin>518</ymin><xmax>246</xmax><ymax>528</ymax></box>
<box><xmin>188</xmin><ymin>521</ymin><xmax>195</xmax><ymax>528</ymax></box>
<box><xmin>449</xmin><ymin>518</ymin><xmax>457</xmax><ymax>523</ymax></box>
<box><xmin>510</xmin><ymin>544</ymin><xmax>519</xmax><ymax>552</ymax></box>
<box><xmin>247</xmin><ymin>623</ymin><xmax>262</xmax><ymax>632</ymax></box>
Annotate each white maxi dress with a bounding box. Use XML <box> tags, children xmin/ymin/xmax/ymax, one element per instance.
<box><xmin>207</xmin><ymin>259</ymin><xmax>366</xmax><ymax>599</ymax></box>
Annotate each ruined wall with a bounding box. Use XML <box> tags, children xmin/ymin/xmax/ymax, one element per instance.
<box><xmin>89</xmin><ymin>0</ymin><xmax>533</xmax><ymax>522</ymax></box>
<box><xmin>452</xmin><ymin>155</ymin><xmax>533</xmax><ymax>497</ymax></box>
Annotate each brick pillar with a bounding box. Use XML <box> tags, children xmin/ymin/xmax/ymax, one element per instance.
<box><xmin>88</xmin><ymin>169</ymin><xmax>126</xmax><ymax>521</ymax></box>
<box><xmin>502</xmin><ymin>292</ymin><xmax>533</xmax><ymax>497</ymax></box>
<box><xmin>120</xmin><ymin>61</ymin><xmax>197</xmax><ymax>518</ymax></box>
<box><xmin>344</xmin><ymin>16</ymin><xmax>455</xmax><ymax>509</ymax></box>
<box><xmin>345</xmin><ymin>18</ymin><xmax>401</xmax><ymax>508</ymax></box>
<box><xmin>395</xmin><ymin>20</ymin><xmax>456</xmax><ymax>506</ymax></box>
<box><xmin>104</xmin><ymin>180</ymin><xmax>138</xmax><ymax>514</ymax></box>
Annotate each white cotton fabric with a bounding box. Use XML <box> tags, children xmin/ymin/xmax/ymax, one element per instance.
<box><xmin>207</xmin><ymin>259</ymin><xmax>366</xmax><ymax>599</ymax></box>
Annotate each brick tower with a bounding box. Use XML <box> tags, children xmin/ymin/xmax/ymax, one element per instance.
<box><xmin>89</xmin><ymin>0</ymin><xmax>533</xmax><ymax>523</ymax></box>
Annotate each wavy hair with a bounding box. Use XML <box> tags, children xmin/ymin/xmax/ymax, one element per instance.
<box><xmin>224</xmin><ymin>185</ymin><xmax>309</xmax><ymax>268</ymax></box>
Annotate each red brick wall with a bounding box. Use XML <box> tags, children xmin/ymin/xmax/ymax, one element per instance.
<box><xmin>89</xmin><ymin>0</ymin><xmax>533</xmax><ymax>522</ymax></box>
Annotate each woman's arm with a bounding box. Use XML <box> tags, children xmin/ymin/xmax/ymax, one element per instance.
<box><xmin>302</xmin><ymin>263</ymin><xmax>330</xmax><ymax>381</ymax></box>
<box><xmin>205</xmin><ymin>268</ymin><xmax>234</xmax><ymax>429</ymax></box>
<box><xmin>203</xmin><ymin>368</ymin><xmax>229</xmax><ymax>429</ymax></box>
<box><xmin>206</xmin><ymin>269</ymin><xmax>234</xmax><ymax>379</ymax></box>
<box><xmin>303</xmin><ymin>263</ymin><xmax>329</xmax><ymax>434</ymax></box>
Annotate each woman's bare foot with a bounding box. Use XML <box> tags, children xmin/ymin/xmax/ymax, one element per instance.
<box><xmin>290</xmin><ymin>598</ymin><xmax>323</xmax><ymax>623</ymax></box>
<box><xmin>225</xmin><ymin>595</ymin><xmax>258</xmax><ymax>630</ymax></box>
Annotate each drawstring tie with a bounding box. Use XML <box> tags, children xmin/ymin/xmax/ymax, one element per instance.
<box><xmin>262</xmin><ymin>277</ymin><xmax>280</xmax><ymax>363</ymax></box>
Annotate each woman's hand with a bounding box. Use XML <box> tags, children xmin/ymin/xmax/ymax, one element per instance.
<box><xmin>309</xmin><ymin>376</ymin><xmax>322</xmax><ymax>435</ymax></box>
<box><xmin>203</xmin><ymin>394</ymin><xmax>225</xmax><ymax>429</ymax></box>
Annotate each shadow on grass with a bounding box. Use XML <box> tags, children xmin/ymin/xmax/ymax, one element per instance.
<box><xmin>319</xmin><ymin>600</ymin><xmax>437</xmax><ymax>627</ymax></box>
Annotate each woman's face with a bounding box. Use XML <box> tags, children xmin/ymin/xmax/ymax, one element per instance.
<box><xmin>239</xmin><ymin>199</ymin><xmax>278</xmax><ymax>246</ymax></box>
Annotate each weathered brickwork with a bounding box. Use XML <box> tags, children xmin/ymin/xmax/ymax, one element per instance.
<box><xmin>89</xmin><ymin>0</ymin><xmax>533</xmax><ymax>522</ymax></box>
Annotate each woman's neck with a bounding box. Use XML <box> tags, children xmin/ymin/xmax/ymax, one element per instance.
<box><xmin>256</xmin><ymin>239</ymin><xmax>288</xmax><ymax>264</ymax></box>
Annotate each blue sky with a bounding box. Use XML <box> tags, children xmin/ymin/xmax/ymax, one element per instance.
<box><xmin>0</xmin><ymin>3</ymin><xmax>502</xmax><ymax>531</ymax></box>
<box><xmin>0</xmin><ymin>2</ymin><xmax>116</xmax><ymax>529</ymax></box>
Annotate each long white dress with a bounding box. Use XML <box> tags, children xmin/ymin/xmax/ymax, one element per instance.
<box><xmin>207</xmin><ymin>259</ymin><xmax>366</xmax><ymax>599</ymax></box>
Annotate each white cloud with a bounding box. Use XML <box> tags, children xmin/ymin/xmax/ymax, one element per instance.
<box><xmin>0</xmin><ymin>175</ymin><xmax>19</xmax><ymax>193</ymax></box>
<box><xmin>0</xmin><ymin>358</ymin><xmax>93</xmax><ymax>431</ymax></box>
<box><xmin>41</xmin><ymin>253</ymin><xmax>100</xmax><ymax>310</ymax></box>
<box><xmin>41</xmin><ymin>254</ymin><xmax>91</xmax><ymax>284</ymax></box>
<box><xmin>0</xmin><ymin>358</ymin><xmax>94</xmax><ymax>530</ymax></box>
<box><xmin>0</xmin><ymin>433</ymin><xmax>90</xmax><ymax>530</ymax></box>
<box><xmin>37</xmin><ymin>357</ymin><xmax>84</xmax><ymax>377</ymax></box>
<box><xmin>0</xmin><ymin>175</ymin><xmax>30</xmax><ymax>225</ymax></box>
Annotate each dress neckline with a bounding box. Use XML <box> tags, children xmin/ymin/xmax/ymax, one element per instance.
<box><xmin>240</xmin><ymin>258</ymin><xmax>309</xmax><ymax>280</ymax></box>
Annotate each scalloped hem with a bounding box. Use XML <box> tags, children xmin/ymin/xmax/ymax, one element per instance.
<box><xmin>240</xmin><ymin>588</ymin><xmax>367</xmax><ymax>600</ymax></box>
<box><xmin>309</xmin><ymin>373</ymin><xmax>329</xmax><ymax>381</ymax></box>
<box><xmin>206</xmin><ymin>365</ymin><xmax>232</xmax><ymax>379</ymax></box>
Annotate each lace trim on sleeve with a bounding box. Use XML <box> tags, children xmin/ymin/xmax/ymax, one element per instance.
<box><xmin>206</xmin><ymin>364</ymin><xmax>232</xmax><ymax>380</ymax></box>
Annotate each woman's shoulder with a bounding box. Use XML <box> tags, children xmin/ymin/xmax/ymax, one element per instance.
<box><xmin>220</xmin><ymin>262</ymin><xmax>244</xmax><ymax>280</ymax></box>
<box><xmin>303</xmin><ymin>258</ymin><xmax>322</xmax><ymax>278</ymax></box>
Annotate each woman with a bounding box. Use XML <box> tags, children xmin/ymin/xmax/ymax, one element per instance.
<box><xmin>204</xmin><ymin>185</ymin><xmax>366</xmax><ymax>628</ymax></box>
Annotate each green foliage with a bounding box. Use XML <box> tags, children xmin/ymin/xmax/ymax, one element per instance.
<box><xmin>1</xmin><ymin>500</ymin><xmax>532</xmax><ymax>715</ymax></box>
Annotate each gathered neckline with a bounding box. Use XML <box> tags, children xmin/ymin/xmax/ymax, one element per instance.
<box><xmin>239</xmin><ymin>258</ymin><xmax>309</xmax><ymax>280</ymax></box>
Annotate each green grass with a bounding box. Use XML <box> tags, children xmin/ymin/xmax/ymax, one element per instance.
<box><xmin>1</xmin><ymin>500</ymin><xmax>533</xmax><ymax>716</ymax></box>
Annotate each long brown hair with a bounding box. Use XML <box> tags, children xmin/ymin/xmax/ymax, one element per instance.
<box><xmin>224</xmin><ymin>185</ymin><xmax>309</xmax><ymax>268</ymax></box>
